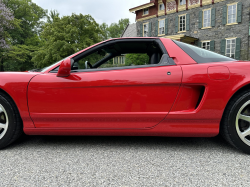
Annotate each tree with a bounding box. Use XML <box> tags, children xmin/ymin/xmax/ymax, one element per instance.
<box><xmin>125</xmin><ymin>53</ymin><xmax>149</xmax><ymax>66</ymax></box>
<box><xmin>100</xmin><ymin>23</ymin><xmax>109</xmax><ymax>41</ymax></box>
<box><xmin>0</xmin><ymin>0</ymin><xmax>16</xmax><ymax>71</ymax></box>
<box><xmin>32</xmin><ymin>14</ymin><xmax>103</xmax><ymax>68</ymax></box>
<box><xmin>107</xmin><ymin>18</ymin><xmax>129</xmax><ymax>38</ymax></box>
<box><xmin>2</xmin><ymin>0</ymin><xmax>47</xmax><ymax>71</ymax></box>
<box><xmin>47</xmin><ymin>9</ymin><xmax>59</xmax><ymax>24</ymax></box>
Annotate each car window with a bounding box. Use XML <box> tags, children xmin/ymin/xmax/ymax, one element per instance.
<box><xmin>174</xmin><ymin>40</ymin><xmax>236</xmax><ymax>63</ymax></box>
<box><xmin>74</xmin><ymin>52</ymin><xmax>150</xmax><ymax>70</ymax></box>
<box><xmin>71</xmin><ymin>40</ymin><xmax>165</xmax><ymax>72</ymax></box>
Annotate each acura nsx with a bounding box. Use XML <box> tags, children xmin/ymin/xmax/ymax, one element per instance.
<box><xmin>1</xmin><ymin>38</ymin><xmax>250</xmax><ymax>154</ymax></box>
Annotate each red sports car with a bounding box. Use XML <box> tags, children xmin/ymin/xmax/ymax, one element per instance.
<box><xmin>0</xmin><ymin>38</ymin><xmax>250</xmax><ymax>153</ymax></box>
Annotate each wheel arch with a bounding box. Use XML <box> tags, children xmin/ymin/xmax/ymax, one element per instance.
<box><xmin>0</xmin><ymin>88</ymin><xmax>23</xmax><ymax>124</ymax></box>
<box><xmin>221</xmin><ymin>83</ymin><xmax>250</xmax><ymax>128</ymax></box>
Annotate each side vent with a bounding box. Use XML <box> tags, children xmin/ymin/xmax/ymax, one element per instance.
<box><xmin>172</xmin><ymin>85</ymin><xmax>206</xmax><ymax>112</ymax></box>
<box><xmin>195</xmin><ymin>86</ymin><xmax>205</xmax><ymax>109</ymax></box>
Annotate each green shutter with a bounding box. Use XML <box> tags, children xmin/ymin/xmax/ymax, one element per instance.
<box><xmin>165</xmin><ymin>18</ymin><xmax>168</xmax><ymax>35</ymax></box>
<box><xmin>199</xmin><ymin>11</ymin><xmax>203</xmax><ymax>29</ymax></box>
<box><xmin>155</xmin><ymin>20</ymin><xmax>158</xmax><ymax>36</ymax></box>
<box><xmin>140</xmin><ymin>23</ymin><xmax>143</xmax><ymax>37</ymax></box>
<box><xmin>210</xmin><ymin>40</ymin><xmax>215</xmax><ymax>51</ymax></box>
<box><xmin>175</xmin><ymin>16</ymin><xmax>178</xmax><ymax>33</ymax></box>
<box><xmin>235</xmin><ymin>38</ymin><xmax>241</xmax><ymax>60</ymax></box>
<box><xmin>148</xmin><ymin>22</ymin><xmax>152</xmax><ymax>37</ymax></box>
<box><xmin>211</xmin><ymin>8</ymin><xmax>216</xmax><ymax>27</ymax></box>
<box><xmin>186</xmin><ymin>14</ymin><xmax>190</xmax><ymax>31</ymax></box>
<box><xmin>221</xmin><ymin>39</ymin><xmax>226</xmax><ymax>55</ymax></box>
<box><xmin>237</xmin><ymin>2</ymin><xmax>242</xmax><ymax>23</ymax></box>
<box><xmin>223</xmin><ymin>5</ymin><xmax>227</xmax><ymax>25</ymax></box>
<box><xmin>198</xmin><ymin>41</ymin><xmax>201</xmax><ymax>47</ymax></box>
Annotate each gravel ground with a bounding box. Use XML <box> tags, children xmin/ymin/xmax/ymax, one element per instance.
<box><xmin>0</xmin><ymin>135</ymin><xmax>250</xmax><ymax>186</ymax></box>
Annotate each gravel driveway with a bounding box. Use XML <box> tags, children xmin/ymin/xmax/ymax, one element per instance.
<box><xmin>0</xmin><ymin>135</ymin><xmax>250</xmax><ymax>186</ymax></box>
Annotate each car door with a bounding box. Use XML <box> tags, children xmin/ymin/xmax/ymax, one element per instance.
<box><xmin>28</xmin><ymin>65</ymin><xmax>182</xmax><ymax>129</ymax></box>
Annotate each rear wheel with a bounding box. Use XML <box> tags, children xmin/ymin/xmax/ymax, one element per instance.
<box><xmin>0</xmin><ymin>92</ymin><xmax>22</xmax><ymax>149</ymax></box>
<box><xmin>221</xmin><ymin>90</ymin><xmax>250</xmax><ymax>154</ymax></box>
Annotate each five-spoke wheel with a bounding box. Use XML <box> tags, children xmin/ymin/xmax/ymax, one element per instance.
<box><xmin>0</xmin><ymin>93</ymin><xmax>22</xmax><ymax>149</ymax></box>
<box><xmin>222</xmin><ymin>91</ymin><xmax>250</xmax><ymax>154</ymax></box>
<box><xmin>0</xmin><ymin>104</ymin><xmax>8</xmax><ymax>140</ymax></box>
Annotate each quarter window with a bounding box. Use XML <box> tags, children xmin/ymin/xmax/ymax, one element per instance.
<box><xmin>143</xmin><ymin>8</ymin><xmax>149</xmax><ymax>15</ymax></box>
<box><xmin>180</xmin><ymin>0</ymin><xmax>186</xmax><ymax>6</ymax></box>
<box><xmin>179</xmin><ymin>15</ymin><xmax>186</xmax><ymax>32</ymax></box>
<box><xmin>203</xmin><ymin>9</ymin><xmax>211</xmax><ymax>28</ymax></box>
<box><xmin>228</xmin><ymin>4</ymin><xmax>237</xmax><ymax>24</ymax></box>
<box><xmin>158</xmin><ymin>19</ymin><xmax>165</xmax><ymax>35</ymax></box>
<box><xmin>143</xmin><ymin>23</ymin><xmax>149</xmax><ymax>37</ymax></box>
<box><xmin>226</xmin><ymin>38</ymin><xmax>236</xmax><ymax>58</ymax></box>
<box><xmin>202</xmin><ymin>41</ymin><xmax>210</xmax><ymax>50</ymax></box>
<box><xmin>159</xmin><ymin>3</ymin><xmax>165</xmax><ymax>11</ymax></box>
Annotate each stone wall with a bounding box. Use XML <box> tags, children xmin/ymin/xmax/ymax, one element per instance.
<box><xmin>136</xmin><ymin>0</ymin><xmax>250</xmax><ymax>60</ymax></box>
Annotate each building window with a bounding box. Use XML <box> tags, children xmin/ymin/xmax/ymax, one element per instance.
<box><xmin>143</xmin><ymin>8</ymin><xmax>149</xmax><ymax>15</ymax></box>
<box><xmin>226</xmin><ymin>38</ymin><xmax>236</xmax><ymax>58</ymax></box>
<box><xmin>228</xmin><ymin>4</ymin><xmax>237</xmax><ymax>24</ymax></box>
<box><xmin>203</xmin><ymin>9</ymin><xmax>211</xmax><ymax>28</ymax></box>
<box><xmin>179</xmin><ymin>0</ymin><xmax>186</xmax><ymax>6</ymax></box>
<box><xmin>202</xmin><ymin>41</ymin><xmax>210</xmax><ymax>50</ymax></box>
<box><xmin>179</xmin><ymin>15</ymin><xmax>186</xmax><ymax>32</ymax></box>
<box><xmin>159</xmin><ymin>3</ymin><xmax>165</xmax><ymax>11</ymax></box>
<box><xmin>158</xmin><ymin>19</ymin><xmax>165</xmax><ymax>35</ymax></box>
<box><xmin>143</xmin><ymin>23</ymin><xmax>149</xmax><ymax>37</ymax></box>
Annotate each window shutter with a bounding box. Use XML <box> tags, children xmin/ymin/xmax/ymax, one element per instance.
<box><xmin>140</xmin><ymin>24</ymin><xmax>143</xmax><ymax>37</ymax></box>
<box><xmin>223</xmin><ymin>6</ymin><xmax>227</xmax><ymax>25</ymax></box>
<box><xmin>186</xmin><ymin>14</ymin><xmax>190</xmax><ymax>31</ymax></box>
<box><xmin>235</xmin><ymin>38</ymin><xmax>241</xmax><ymax>60</ymax></box>
<box><xmin>198</xmin><ymin>41</ymin><xmax>201</xmax><ymax>47</ymax></box>
<box><xmin>211</xmin><ymin>8</ymin><xmax>216</xmax><ymax>27</ymax></box>
<box><xmin>210</xmin><ymin>40</ymin><xmax>215</xmax><ymax>51</ymax></box>
<box><xmin>220</xmin><ymin>39</ymin><xmax>226</xmax><ymax>55</ymax></box>
<box><xmin>148</xmin><ymin>22</ymin><xmax>152</xmax><ymax>37</ymax></box>
<box><xmin>165</xmin><ymin>18</ymin><xmax>168</xmax><ymax>35</ymax></box>
<box><xmin>155</xmin><ymin>20</ymin><xmax>158</xmax><ymax>36</ymax></box>
<box><xmin>175</xmin><ymin>16</ymin><xmax>179</xmax><ymax>33</ymax></box>
<box><xmin>237</xmin><ymin>2</ymin><xmax>242</xmax><ymax>23</ymax></box>
<box><xmin>199</xmin><ymin>11</ymin><xmax>203</xmax><ymax>29</ymax></box>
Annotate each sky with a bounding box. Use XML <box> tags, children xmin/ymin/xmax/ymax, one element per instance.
<box><xmin>32</xmin><ymin>0</ymin><xmax>148</xmax><ymax>25</ymax></box>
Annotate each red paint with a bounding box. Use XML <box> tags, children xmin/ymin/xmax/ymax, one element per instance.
<box><xmin>208</xmin><ymin>66</ymin><xmax>230</xmax><ymax>80</ymax></box>
<box><xmin>0</xmin><ymin>38</ymin><xmax>250</xmax><ymax>138</ymax></box>
<box><xmin>57</xmin><ymin>58</ymin><xmax>71</xmax><ymax>77</ymax></box>
<box><xmin>160</xmin><ymin>38</ymin><xmax>197</xmax><ymax>65</ymax></box>
<box><xmin>28</xmin><ymin>66</ymin><xmax>182</xmax><ymax>129</ymax></box>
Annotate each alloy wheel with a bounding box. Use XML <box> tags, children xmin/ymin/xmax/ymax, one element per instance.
<box><xmin>236</xmin><ymin>100</ymin><xmax>250</xmax><ymax>146</ymax></box>
<box><xmin>0</xmin><ymin>104</ymin><xmax>8</xmax><ymax>139</ymax></box>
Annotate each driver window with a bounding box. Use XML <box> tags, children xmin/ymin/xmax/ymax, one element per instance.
<box><xmin>72</xmin><ymin>41</ymin><xmax>163</xmax><ymax>71</ymax></box>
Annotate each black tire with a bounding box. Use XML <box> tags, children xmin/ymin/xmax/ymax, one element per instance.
<box><xmin>0</xmin><ymin>92</ymin><xmax>23</xmax><ymax>149</ymax></box>
<box><xmin>221</xmin><ymin>90</ymin><xmax>250</xmax><ymax>154</ymax></box>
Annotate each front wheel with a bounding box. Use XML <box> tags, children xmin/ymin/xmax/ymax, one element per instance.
<box><xmin>0</xmin><ymin>92</ymin><xmax>22</xmax><ymax>149</ymax></box>
<box><xmin>221</xmin><ymin>90</ymin><xmax>250</xmax><ymax>154</ymax></box>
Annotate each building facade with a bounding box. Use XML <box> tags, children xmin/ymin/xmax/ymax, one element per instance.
<box><xmin>129</xmin><ymin>0</ymin><xmax>250</xmax><ymax>60</ymax></box>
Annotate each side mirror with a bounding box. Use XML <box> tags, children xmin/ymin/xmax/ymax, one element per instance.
<box><xmin>57</xmin><ymin>58</ymin><xmax>71</xmax><ymax>77</ymax></box>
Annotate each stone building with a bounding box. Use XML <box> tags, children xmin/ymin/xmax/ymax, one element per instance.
<box><xmin>128</xmin><ymin>0</ymin><xmax>250</xmax><ymax>60</ymax></box>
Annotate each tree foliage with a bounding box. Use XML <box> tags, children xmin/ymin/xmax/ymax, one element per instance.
<box><xmin>1</xmin><ymin>0</ymin><xmax>130</xmax><ymax>71</ymax></box>
<box><xmin>32</xmin><ymin>14</ymin><xmax>103</xmax><ymax>68</ymax></box>
<box><xmin>100</xmin><ymin>18</ymin><xmax>130</xmax><ymax>39</ymax></box>
<box><xmin>125</xmin><ymin>54</ymin><xmax>149</xmax><ymax>66</ymax></box>
<box><xmin>0</xmin><ymin>0</ymin><xmax>15</xmax><ymax>49</ymax></box>
<box><xmin>2</xmin><ymin>0</ymin><xmax>47</xmax><ymax>71</ymax></box>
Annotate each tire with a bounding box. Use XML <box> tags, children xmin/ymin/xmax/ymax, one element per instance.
<box><xmin>0</xmin><ymin>92</ymin><xmax>23</xmax><ymax>149</ymax></box>
<box><xmin>221</xmin><ymin>90</ymin><xmax>250</xmax><ymax>154</ymax></box>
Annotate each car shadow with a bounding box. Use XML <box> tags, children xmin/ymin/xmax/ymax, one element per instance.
<box><xmin>5</xmin><ymin>134</ymin><xmax>242</xmax><ymax>154</ymax></box>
